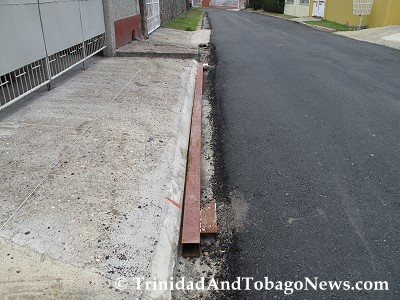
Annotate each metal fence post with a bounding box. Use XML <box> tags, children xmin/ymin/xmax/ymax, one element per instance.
<box><xmin>78</xmin><ymin>0</ymin><xmax>87</xmax><ymax>70</ymax></box>
<box><xmin>36</xmin><ymin>0</ymin><xmax>53</xmax><ymax>90</ymax></box>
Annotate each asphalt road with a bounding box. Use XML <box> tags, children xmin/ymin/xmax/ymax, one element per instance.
<box><xmin>207</xmin><ymin>9</ymin><xmax>400</xmax><ymax>299</ymax></box>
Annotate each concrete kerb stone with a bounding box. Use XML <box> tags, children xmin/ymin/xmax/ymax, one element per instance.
<box><xmin>115</xmin><ymin>51</ymin><xmax>199</xmax><ymax>60</ymax></box>
<box><xmin>116</xmin><ymin>14</ymin><xmax>211</xmax><ymax>60</ymax></box>
<box><xmin>143</xmin><ymin>61</ymin><xmax>198</xmax><ymax>300</ymax></box>
<box><xmin>190</xmin><ymin>30</ymin><xmax>212</xmax><ymax>48</ymax></box>
<box><xmin>294</xmin><ymin>20</ymin><xmax>337</xmax><ymax>32</ymax></box>
<box><xmin>142</xmin><ymin>14</ymin><xmax>209</xmax><ymax>299</ymax></box>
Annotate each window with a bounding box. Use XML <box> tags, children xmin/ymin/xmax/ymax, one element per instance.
<box><xmin>286</xmin><ymin>0</ymin><xmax>294</xmax><ymax>4</ymax></box>
<box><xmin>299</xmin><ymin>0</ymin><xmax>309</xmax><ymax>4</ymax></box>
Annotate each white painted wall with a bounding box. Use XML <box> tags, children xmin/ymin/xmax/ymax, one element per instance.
<box><xmin>284</xmin><ymin>0</ymin><xmax>310</xmax><ymax>17</ymax></box>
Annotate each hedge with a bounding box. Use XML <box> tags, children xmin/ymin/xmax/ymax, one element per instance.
<box><xmin>248</xmin><ymin>0</ymin><xmax>285</xmax><ymax>14</ymax></box>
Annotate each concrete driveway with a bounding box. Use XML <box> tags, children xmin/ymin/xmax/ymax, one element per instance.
<box><xmin>0</xmin><ymin>56</ymin><xmax>197</xmax><ymax>299</ymax></box>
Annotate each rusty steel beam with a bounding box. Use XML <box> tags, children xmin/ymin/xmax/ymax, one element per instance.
<box><xmin>182</xmin><ymin>63</ymin><xmax>203</xmax><ymax>257</ymax></box>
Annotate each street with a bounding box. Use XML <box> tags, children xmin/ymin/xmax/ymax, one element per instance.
<box><xmin>208</xmin><ymin>9</ymin><xmax>400</xmax><ymax>299</ymax></box>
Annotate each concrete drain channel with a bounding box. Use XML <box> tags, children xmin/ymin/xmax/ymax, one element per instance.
<box><xmin>181</xmin><ymin>63</ymin><xmax>218</xmax><ymax>257</ymax></box>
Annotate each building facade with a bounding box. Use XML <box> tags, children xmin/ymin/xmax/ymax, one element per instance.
<box><xmin>310</xmin><ymin>0</ymin><xmax>400</xmax><ymax>28</ymax></box>
<box><xmin>284</xmin><ymin>0</ymin><xmax>312</xmax><ymax>18</ymax></box>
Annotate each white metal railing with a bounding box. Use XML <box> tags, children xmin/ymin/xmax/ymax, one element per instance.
<box><xmin>0</xmin><ymin>1</ymin><xmax>106</xmax><ymax>111</ymax></box>
<box><xmin>0</xmin><ymin>58</ymin><xmax>47</xmax><ymax>108</ymax></box>
<box><xmin>0</xmin><ymin>34</ymin><xmax>105</xmax><ymax>112</ymax></box>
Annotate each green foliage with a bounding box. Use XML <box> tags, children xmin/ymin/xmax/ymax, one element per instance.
<box><xmin>263</xmin><ymin>0</ymin><xmax>285</xmax><ymax>13</ymax></box>
<box><xmin>305</xmin><ymin>20</ymin><xmax>366</xmax><ymax>31</ymax></box>
<box><xmin>248</xmin><ymin>0</ymin><xmax>263</xmax><ymax>10</ymax></box>
<box><xmin>162</xmin><ymin>8</ymin><xmax>202</xmax><ymax>31</ymax></box>
<box><xmin>248</xmin><ymin>0</ymin><xmax>285</xmax><ymax>13</ymax></box>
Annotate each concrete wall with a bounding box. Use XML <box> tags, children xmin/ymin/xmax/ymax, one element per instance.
<box><xmin>368</xmin><ymin>0</ymin><xmax>400</xmax><ymax>28</ymax></box>
<box><xmin>160</xmin><ymin>0</ymin><xmax>187</xmax><ymax>24</ymax></box>
<box><xmin>313</xmin><ymin>0</ymin><xmax>400</xmax><ymax>28</ymax></box>
<box><xmin>102</xmin><ymin>0</ymin><xmax>141</xmax><ymax>56</ymax></box>
<box><xmin>321</xmin><ymin>0</ymin><xmax>365</xmax><ymax>26</ymax></box>
<box><xmin>386</xmin><ymin>0</ymin><xmax>400</xmax><ymax>26</ymax></box>
<box><xmin>284</xmin><ymin>0</ymin><xmax>310</xmax><ymax>17</ymax></box>
<box><xmin>368</xmin><ymin>0</ymin><xmax>389</xmax><ymax>28</ymax></box>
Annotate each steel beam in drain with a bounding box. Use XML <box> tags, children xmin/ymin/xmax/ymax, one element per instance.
<box><xmin>182</xmin><ymin>63</ymin><xmax>203</xmax><ymax>257</ymax></box>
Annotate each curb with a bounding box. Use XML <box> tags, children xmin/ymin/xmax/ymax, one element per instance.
<box><xmin>143</xmin><ymin>61</ymin><xmax>198</xmax><ymax>300</ymax></box>
<box><xmin>296</xmin><ymin>21</ymin><xmax>337</xmax><ymax>32</ymax></box>
<box><xmin>241</xmin><ymin>9</ymin><xmax>336</xmax><ymax>33</ymax></box>
<box><xmin>115</xmin><ymin>14</ymin><xmax>209</xmax><ymax>61</ymax></box>
<box><xmin>115</xmin><ymin>51</ymin><xmax>198</xmax><ymax>60</ymax></box>
<box><xmin>241</xmin><ymin>9</ymin><xmax>294</xmax><ymax>21</ymax></box>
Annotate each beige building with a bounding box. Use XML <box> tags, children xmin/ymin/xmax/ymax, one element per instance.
<box><xmin>284</xmin><ymin>0</ymin><xmax>312</xmax><ymax>18</ymax></box>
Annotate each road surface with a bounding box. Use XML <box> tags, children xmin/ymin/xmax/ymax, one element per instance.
<box><xmin>208</xmin><ymin>9</ymin><xmax>400</xmax><ymax>299</ymax></box>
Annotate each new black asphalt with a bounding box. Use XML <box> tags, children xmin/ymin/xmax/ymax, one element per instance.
<box><xmin>207</xmin><ymin>9</ymin><xmax>400</xmax><ymax>299</ymax></box>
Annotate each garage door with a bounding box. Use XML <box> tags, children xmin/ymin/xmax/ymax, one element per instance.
<box><xmin>0</xmin><ymin>0</ymin><xmax>106</xmax><ymax>111</ymax></box>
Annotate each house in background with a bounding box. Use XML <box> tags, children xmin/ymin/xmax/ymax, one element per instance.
<box><xmin>284</xmin><ymin>0</ymin><xmax>312</xmax><ymax>18</ymax></box>
<box><xmin>309</xmin><ymin>0</ymin><xmax>400</xmax><ymax>28</ymax></box>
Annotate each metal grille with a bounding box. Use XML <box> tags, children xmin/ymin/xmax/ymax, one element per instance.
<box><xmin>0</xmin><ymin>33</ymin><xmax>106</xmax><ymax>111</ymax></box>
<box><xmin>353</xmin><ymin>0</ymin><xmax>374</xmax><ymax>15</ymax></box>
<box><xmin>0</xmin><ymin>58</ymin><xmax>48</xmax><ymax>107</ymax></box>
<box><xmin>85</xmin><ymin>34</ymin><xmax>106</xmax><ymax>57</ymax></box>
<box><xmin>0</xmin><ymin>0</ymin><xmax>106</xmax><ymax>112</ymax></box>
<box><xmin>48</xmin><ymin>44</ymin><xmax>85</xmax><ymax>79</ymax></box>
<box><xmin>146</xmin><ymin>0</ymin><xmax>161</xmax><ymax>34</ymax></box>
